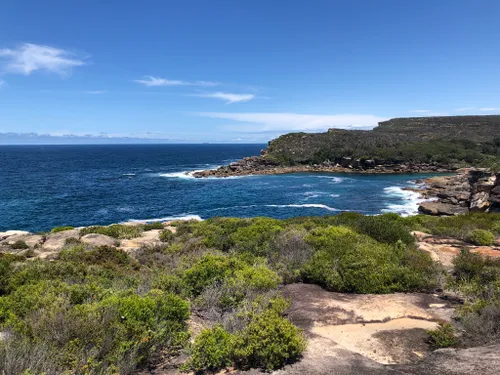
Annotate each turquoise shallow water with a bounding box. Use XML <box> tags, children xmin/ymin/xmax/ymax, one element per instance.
<box><xmin>0</xmin><ymin>144</ymin><xmax>438</xmax><ymax>232</ymax></box>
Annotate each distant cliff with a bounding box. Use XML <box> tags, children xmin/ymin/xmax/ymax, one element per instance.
<box><xmin>194</xmin><ymin>115</ymin><xmax>500</xmax><ymax>177</ymax></box>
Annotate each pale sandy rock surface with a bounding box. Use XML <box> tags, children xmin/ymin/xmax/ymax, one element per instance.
<box><xmin>80</xmin><ymin>233</ymin><xmax>117</xmax><ymax>247</ymax></box>
<box><xmin>0</xmin><ymin>230</ymin><xmax>30</xmax><ymax>239</ymax></box>
<box><xmin>120</xmin><ymin>230</ymin><xmax>163</xmax><ymax>252</ymax></box>
<box><xmin>413</xmin><ymin>231</ymin><xmax>500</xmax><ymax>267</ymax></box>
<box><xmin>42</xmin><ymin>229</ymin><xmax>81</xmax><ymax>251</ymax></box>
<box><xmin>4</xmin><ymin>234</ymin><xmax>44</xmax><ymax>248</ymax></box>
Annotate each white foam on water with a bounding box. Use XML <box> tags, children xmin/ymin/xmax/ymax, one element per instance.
<box><xmin>116</xmin><ymin>207</ymin><xmax>135</xmax><ymax>213</ymax></box>
<box><xmin>313</xmin><ymin>176</ymin><xmax>352</xmax><ymax>184</ymax></box>
<box><xmin>206</xmin><ymin>203</ymin><xmax>341</xmax><ymax>213</ymax></box>
<box><xmin>330</xmin><ymin>194</ymin><xmax>340</xmax><ymax>198</ymax></box>
<box><xmin>122</xmin><ymin>173</ymin><xmax>136</xmax><ymax>177</ymax></box>
<box><xmin>303</xmin><ymin>194</ymin><xmax>320</xmax><ymax>200</ymax></box>
<box><xmin>127</xmin><ymin>214</ymin><xmax>203</xmax><ymax>223</ymax></box>
<box><xmin>265</xmin><ymin>204</ymin><xmax>340</xmax><ymax>212</ymax></box>
<box><xmin>381</xmin><ymin>186</ymin><xmax>425</xmax><ymax>217</ymax></box>
<box><xmin>157</xmin><ymin>169</ymin><xmax>248</xmax><ymax>180</ymax></box>
<box><xmin>302</xmin><ymin>191</ymin><xmax>326</xmax><ymax>200</ymax></box>
<box><xmin>157</xmin><ymin>170</ymin><xmax>203</xmax><ymax>179</ymax></box>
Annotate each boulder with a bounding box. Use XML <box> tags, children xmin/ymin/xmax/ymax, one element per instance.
<box><xmin>119</xmin><ymin>230</ymin><xmax>162</xmax><ymax>252</ymax></box>
<box><xmin>418</xmin><ymin>202</ymin><xmax>469</xmax><ymax>216</ymax></box>
<box><xmin>470</xmin><ymin>191</ymin><xmax>491</xmax><ymax>211</ymax></box>
<box><xmin>42</xmin><ymin>229</ymin><xmax>81</xmax><ymax>252</ymax></box>
<box><xmin>340</xmin><ymin>157</ymin><xmax>352</xmax><ymax>167</ymax></box>
<box><xmin>80</xmin><ymin>233</ymin><xmax>117</xmax><ymax>247</ymax></box>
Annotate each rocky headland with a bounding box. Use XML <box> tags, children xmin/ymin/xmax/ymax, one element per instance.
<box><xmin>193</xmin><ymin>115</ymin><xmax>500</xmax><ymax>179</ymax></box>
<box><xmin>192</xmin><ymin>155</ymin><xmax>456</xmax><ymax>178</ymax></box>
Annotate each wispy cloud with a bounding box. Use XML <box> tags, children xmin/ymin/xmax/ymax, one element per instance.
<box><xmin>194</xmin><ymin>112</ymin><xmax>388</xmax><ymax>133</ymax></box>
<box><xmin>0</xmin><ymin>79</ymin><xmax>4</xmax><ymax>87</ymax></box>
<box><xmin>455</xmin><ymin>107</ymin><xmax>476</xmax><ymax>112</ymax></box>
<box><xmin>0</xmin><ymin>43</ymin><xmax>86</xmax><ymax>76</ymax></box>
<box><xmin>194</xmin><ymin>92</ymin><xmax>255</xmax><ymax>104</ymax></box>
<box><xmin>134</xmin><ymin>76</ymin><xmax>218</xmax><ymax>87</ymax></box>
<box><xmin>83</xmin><ymin>90</ymin><xmax>106</xmax><ymax>94</ymax></box>
<box><xmin>479</xmin><ymin>108</ymin><xmax>500</xmax><ymax>112</ymax></box>
<box><xmin>409</xmin><ymin>109</ymin><xmax>431</xmax><ymax>113</ymax></box>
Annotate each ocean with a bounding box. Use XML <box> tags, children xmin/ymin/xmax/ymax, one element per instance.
<box><xmin>0</xmin><ymin>144</ymin><xmax>437</xmax><ymax>232</ymax></box>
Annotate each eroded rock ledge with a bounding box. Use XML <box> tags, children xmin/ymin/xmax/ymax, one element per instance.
<box><xmin>417</xmin><ymin>169</ymin><xmax>500</xmax><ymax>215</ymax></box>
<box><xmin>192</xmin><ymin>155</ymin><xmax>456</xmax><ymax>178</ymax></box>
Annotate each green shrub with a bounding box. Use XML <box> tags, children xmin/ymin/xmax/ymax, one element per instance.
<box><xmin>185</xmin><ymin>325</ymin><xmax>233</xmax><ymax>372</ymax></box>
<box><xmin>59</xmin><ymin>245</ymin><xmax>135</xmax><ymax>271</ymax></box>
<box><xmin>80</xmin><ymin>224</ymin><xmax>143</xmax><ymax>239</ymax></box>
<box><xmin>468</xmin><ymin>229</ymin><xmax>495</xmax><ymax>246</ymax></box>
<box><xmin>427</xmin><ymin>323</ymin><xmax>458</xmax><ymax>350</ymax></box>
<box><xmin>159</xmin><ymin>229</ymin><xmax>174</xmax><ymax>242</ymax></box>
<box><xmin>151</xmin><ymin>274</ymin><xmax>187</xmax><ymax>296</ymax></box>
<box><xmin>1</xmin><ymin>288</ymin><xmax>191</xmax><ymax>374</ymax></box>
<box><xmin>231</xmin><ymin>218</ymin><xmax>284</xmax><ymax>256</ymax></box>
<box><xmin>232</xmin><ymin>310</ymin><xmax>306</xmax><ymax>370</ymax></box>
<box><xmin>10</xmin><ymin>241</ymin><xmax>29</xmax><ymax>250</ymax></box>
<box><xmin>51</xmin><ymin>226</ymin><xmax>74</xmax><ymax>233</ymax></box>
<box><xmin>142</xmin><ymin>222</ymin><xmax>165</xmax><ymax>231</ymax></box>
<box><xmin>182</xmin><ymin>254</ymin><xmax>243</xmax><ymax>296</ymax></box>
<box><xmin>0</xmin><ymin>254</ymin><xmax>25</xmax><ymax>295</ymax></box>
<box><xmin>302</xmin><ymin>226</ymin><xmax>436</xmax><ymax>293</ymax></box>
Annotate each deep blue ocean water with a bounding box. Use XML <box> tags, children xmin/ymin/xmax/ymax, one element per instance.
<box><xmin>0</xmin><ymin>145</ymin><xmax>438</xmax><ymax>232</ymax></box>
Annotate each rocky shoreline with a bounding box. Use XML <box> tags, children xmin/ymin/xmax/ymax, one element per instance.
<box><xmin>191</xmin><ymin>156</ymin><xmax>457</xmax><ymax>178</ymax></box>
<box><xmin>416</xmin><ymin>168</ymin><xmax>500</xmax><ymax>215</ymax></box>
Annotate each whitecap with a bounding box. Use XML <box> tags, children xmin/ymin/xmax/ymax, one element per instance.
<box><xmin>157</xmin><ymin>170</ymin><xmax>201</xmax><ymax>179</ymax></box>
<box><xmin>205</xmin><ymin>203</ymin><xmax>340</xmax><ymax>213</ymax></box>
<box><xmin>122</xmin><ymin>173</ymin><xmax>136</xmax><ymax>177</ymax></box>
<box><xmin>303</xmin><ymin>194</ymin><xmax>320</xmax><ymax>200</ymax></box>
<box><xmin>381</xmin><ymin>186</ymin><xmax>427</xmax><ymax>217</ymax></box>
<box><xmin>265</xmin><ymin>204</ymin><xmax>339</xmax><ymax>212</ymax></box>
<box><xmin>127</xmin><ymin>214</ymin><xmax>203</xmax><ymax>223</ymax></box>
<box><xmin>157</xmin><ymin>169</ymin><xmax>248</xmax><ymax>180</ymax></box>
<box><xmin>330</xmin><ymin>194</ymin><xmax>340</xmax><ymax>198</ymax></box>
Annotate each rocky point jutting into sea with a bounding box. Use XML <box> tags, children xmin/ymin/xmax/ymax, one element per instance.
<box><xmin>194</xmin><ymin>115</ymin><xmax>500</xmax><ymax>179</ymax></box>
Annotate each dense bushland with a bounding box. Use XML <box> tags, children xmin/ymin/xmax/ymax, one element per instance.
<box><xmin>2</xmin><ymin>212</ymin><xmax>500</xmax><ymax>373</ymax></box>
<box><xmin>263</xmin><ymin>116</ymin><xmax>500</xmax><ymax>167</ymax></box>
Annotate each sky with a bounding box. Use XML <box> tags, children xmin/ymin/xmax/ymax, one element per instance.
<box><xmin>0</xmin><ymin>0</ymin><xmax>500</xmax><ymax>143</ymax></box>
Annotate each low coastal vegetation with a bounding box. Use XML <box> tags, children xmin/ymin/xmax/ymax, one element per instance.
<box><xmin>0</xmin><ymin>213</ymin><xmax>499</xmax><ymax>374</ymax></box>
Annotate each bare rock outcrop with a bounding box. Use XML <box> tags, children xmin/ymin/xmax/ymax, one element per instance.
<box><xmin>418</xmin><ymin>169</ymin><xmax>500</xmax><ymax>215</ymax></box>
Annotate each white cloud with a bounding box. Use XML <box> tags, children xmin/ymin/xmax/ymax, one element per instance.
<box><xmin>409</xmin><ymin>109</ymin><xmax>431</xmax><ymax>113</ymax></box>
<box><xmin>134</xmin><ymin>76</ymin><xmax>218</xmax><ymax>87</ymax></box>
<box><xmin>0</xmin><ymin>43</ymin><xmax>86</xmax><ymax>76</ymax></box>
<box><xmin>194</xmin><ymin>92</ymin><xmax>255</xmax><ymax>104</ymax></box>
<box><xmin>195</xmin><ymin>112</ymin><xmax>388</xmax><ymax>132</ymax></box>
<box><xmin>456</xmin><ymin>107</ymin><xmax>476</xmax><ymax>112</ymax></box>
<box><xmin>83</xmin><ymin>90</ymin><xmax>106</xmax><ymax>94</ymax></box>
<box><xmin>479</xmin><ymin>108</ymin><xmax>500</xmax><ymax>111</ymax></box>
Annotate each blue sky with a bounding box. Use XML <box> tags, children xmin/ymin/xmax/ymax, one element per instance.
<box><xmin>1</xmin><ymin>0</ymin><xmax>500</xmax><ymax>143</ymax></box>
